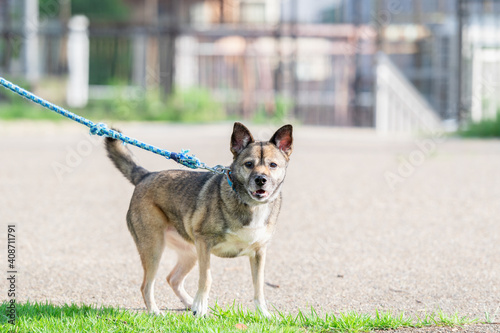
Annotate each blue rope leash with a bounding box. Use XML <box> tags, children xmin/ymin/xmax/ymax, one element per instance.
<box><xmin>0</xmin><ymin>77</ymin><xmax>229</xmax><ymax>175</ymax></box>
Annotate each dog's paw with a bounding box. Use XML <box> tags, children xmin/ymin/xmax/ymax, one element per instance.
<box><xmin>150</xmin><ymin>308</ymin><xmax>163</xmax><ymax>316</ymax></box>
<box><xmin>260</xmin><ymin>309</ymin><xmax>272</xmax><ymax>319</ymax></box>
<box><xmin>192</xmin><ymin>294</ymin><xmax>208</xmax><ymax>317</ymax></box>
<box><xmin>254</xmin><ymin>300</ymin><xmax>272</xmax><ymax>319</ymax></box>
<box><xmin>181</xmin><ymin>296</ymin><xmax>194</xmax><ymax>310</ymax></box>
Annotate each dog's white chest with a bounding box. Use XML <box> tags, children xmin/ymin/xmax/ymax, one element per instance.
<box><xmin>212</xmin><ymin>205</ymin><xmax>272</xmax><ymax>257</ymax></box>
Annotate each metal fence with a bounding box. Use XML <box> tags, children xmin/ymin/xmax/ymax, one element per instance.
<box><xmin>1</xmin><ymin>22</ymin><xmax>373</xmax><ymax>126</ymax></box>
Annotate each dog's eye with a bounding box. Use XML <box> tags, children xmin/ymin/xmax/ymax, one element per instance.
<box><xmin>244</xmin><ymin>161</ymin><xmax>254</xmax><ymax>168</ymax></box>
<box><xmin>269</xmin><ymin>162</ymin><xmax>278</xmax><ymax>169</ymax></box>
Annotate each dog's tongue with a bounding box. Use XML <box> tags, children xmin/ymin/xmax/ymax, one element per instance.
<box><xmin>256</xmin><ymin>189</ymin><xmax>266</xmax><ymax>194</ymax></box>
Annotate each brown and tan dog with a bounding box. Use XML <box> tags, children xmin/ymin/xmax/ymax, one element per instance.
<box><xmin>105</xmin><ymin>122</ymin><xmax>293</xmax><ymax>317</ymax></box>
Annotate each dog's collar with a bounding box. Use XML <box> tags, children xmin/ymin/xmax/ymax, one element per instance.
<box><xmin>225</xmin><ymin>170</ymin><xmax>236</xmax><ymax>191</ymax></box>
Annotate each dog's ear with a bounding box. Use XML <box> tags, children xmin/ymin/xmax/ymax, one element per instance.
<box><xmin>270</xmin><ymin>124</ymin><xmax>293</xmax><ymax>158</ymax></box>
<box><xmin>231</xmin><ymin>122</ymin><xmax>255</xmax><ymax>157</ymax></box>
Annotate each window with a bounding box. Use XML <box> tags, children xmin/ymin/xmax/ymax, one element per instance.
<box><xmin>240</xmin><ymin>2</ymin><xmax>266</xmax><ymax>24</ymax></box>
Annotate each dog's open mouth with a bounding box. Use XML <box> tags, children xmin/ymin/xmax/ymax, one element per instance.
<box><xmin>251</xmin><ymin>189</ymin><xmax>269</xmax><ymax>199</ymax></box>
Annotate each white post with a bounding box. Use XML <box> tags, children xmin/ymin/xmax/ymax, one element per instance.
<box><xmin>470</xmin><ymin>47</ymin><xmax>483</xmax><ymax>123</ymax></box>
<box><xmin>132</xmin><ymin>31</ymin><xmax>147</xmax><ymax>87</ymax></box>
<box><xmin>375</xmin><ymin>62</ymin><xmax>389</xmax><ymax>134</ymax></box>
<box><xmin>175</xmin><ymin>36</ymin><xmax>198</xmax><ymax>89</ymax></box>
<box><xmin>24</xmin><ymin>0</ymin><xmax>40</xmax><ymax>83</ymax></box>
<box><xmin>66</xmin><ymin>15</ymin><xmax>89</xmax><ymax>108</ymax></box>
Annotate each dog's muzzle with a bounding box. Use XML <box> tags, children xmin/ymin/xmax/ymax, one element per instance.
<box><xmin>255</xmin><ymin>175</ymin><xmax>267</xmax><ymax>187</ymax></box>
<box><xmin>251</xmin><ymin>175</ymin><xmax>270</xmax><ymax>200</ymax></box>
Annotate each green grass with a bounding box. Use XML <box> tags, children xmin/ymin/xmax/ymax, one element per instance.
<box><xmin>458</xmin><ymin>111</ymin><xmax>500</xmax><ymax>138</ymax></box>
<box><xmin>0</xmin><ymin>81</ymin><xmax>294</xmax><ymax>124</ymax></box>
<box><xmin>0</xmin><ymin>301</ymin><xmax>479</xmax><ymax>333</ymax></box>
<box><xmin>0</xmin><ymin>101</ymin><xmax>64</xmax><ymax>121</ymax></box>
<box><xmin>252</xmin><ymin>96</ymin><xmax>294</xmax><ymax>125</ymax></box>
<box><xmin>0</xmin><ymin>86</ymin><xmax>227</xmax><ymax>123</ymax></box>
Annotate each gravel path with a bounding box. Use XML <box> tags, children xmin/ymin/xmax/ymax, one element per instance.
<box><xmin>1</xmin><ymin>122</ymin><xmax>499</xmax><ymax>331</ymax></box>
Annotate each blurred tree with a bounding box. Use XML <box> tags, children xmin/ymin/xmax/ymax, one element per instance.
<box><xmin>39</xmin><ymin>0</ymin><xmax>130</xmax><ymax>21</ymax></box>
<box><xmin>72</xmin><ymin>0</ymin><xmax>129</xmax><ymax>21</ymax></box>
<box><xmin>319</xmin><ymin>5</ymin><xmax>343</xmax><ymax>23</ymax></box>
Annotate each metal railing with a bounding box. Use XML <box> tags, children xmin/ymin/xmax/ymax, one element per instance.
<box><xmin>375</xmin><ymin>52</ymin><xmax>443</xmax><ymax>134</ymax></box>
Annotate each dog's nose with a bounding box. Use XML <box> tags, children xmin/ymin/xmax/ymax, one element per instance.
<box><xmin>255</xmin><ymin>175</ymin><xmax>267</xmax><ymax>187</ymax></box>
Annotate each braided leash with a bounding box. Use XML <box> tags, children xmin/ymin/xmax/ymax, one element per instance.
<box><xmin>0</xmin><ymin>77</ymin><xmax>229</xmax><ymax>175</ymax></box>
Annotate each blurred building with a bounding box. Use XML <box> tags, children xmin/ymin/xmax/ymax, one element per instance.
<box><xmin>1</xmin><ymin>0</ymin><xmax>499</xmax><ymax>128</ymax></box>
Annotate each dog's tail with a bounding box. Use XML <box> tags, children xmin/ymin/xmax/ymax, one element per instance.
<box><xmin>105</xmin><ymin>133</ymin><xmax>149</xmax><ymax>186</ymax></box>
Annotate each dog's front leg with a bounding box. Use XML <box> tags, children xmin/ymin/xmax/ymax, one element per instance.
<box><xmin>250</xmin><ymin>247</ymin><xmax>271</xmax><ymax>318</ymax></box>
<box><xmin>192</xmin><ymin>238</ymin><xmax>212</xmax><ymax>317</ymax></box>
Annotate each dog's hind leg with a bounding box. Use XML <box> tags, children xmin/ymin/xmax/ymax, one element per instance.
<box><xmin>166</xmin><ymin>251</ymin><xmax>197</xmax><ymax>309</ymax></box>
<box><xmin>128</xmin><ymin>207</ymin><xmax>167</xmax><ymax>315</ymax></box>
<box><xmin>165</xmin><ymin>228</ymin><xmax>197</xmax><ymax>309</ymax></box>
<box><xmin>138</xmin><ymin>234</ymin><xmax>165</xmax><ymax>315</ymax></box>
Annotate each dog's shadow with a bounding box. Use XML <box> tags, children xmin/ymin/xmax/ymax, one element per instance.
<box><xmin>130</xmin><ymin>307</ymin><xmax>190</xmax><ymax>313</ymax></box>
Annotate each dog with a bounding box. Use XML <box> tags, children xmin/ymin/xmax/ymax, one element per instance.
<box><xmin>105</xmin><ymin>122</ymin><xmax>293</xmax><ymax>317</ymax></box>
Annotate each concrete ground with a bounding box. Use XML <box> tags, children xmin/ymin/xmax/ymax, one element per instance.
<box><xmin>1</xmin><ymin>121</ymin><xmax>499</xmax><ymax>332</ymax></box>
